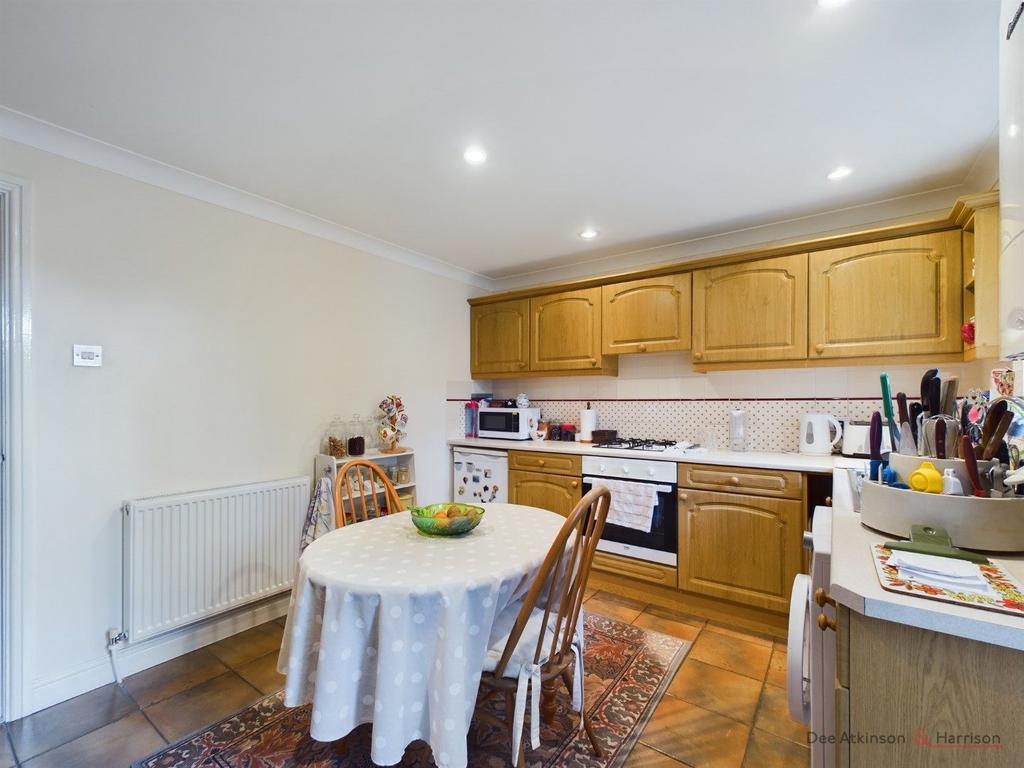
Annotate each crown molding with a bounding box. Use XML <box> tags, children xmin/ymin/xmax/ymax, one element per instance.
<box><xmin>0</xmin><ymin>107</ymin><xmax>495</xmax><ymax>290</ymax></box>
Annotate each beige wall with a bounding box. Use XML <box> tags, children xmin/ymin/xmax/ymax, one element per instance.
<box><xmin>1</xmin><ymin>138</ymin><xmax>474</xmax><ymax>712</ymax></box>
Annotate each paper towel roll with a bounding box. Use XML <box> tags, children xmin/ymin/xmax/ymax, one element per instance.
<box><xmin>580</xmin><ymin>407</ymin><xmax>597</xmax><ymax>442</ymax></box>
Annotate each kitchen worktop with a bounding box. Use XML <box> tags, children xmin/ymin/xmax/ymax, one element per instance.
<box><xmin>828</xmin><ymin>457</ymin><xmax>1024</xmax><ymax>651</ymax></box>
<box><xmin>448</xmin><ymin>437</ymin><xmax>837</xmax><ymax>473</ymax></box>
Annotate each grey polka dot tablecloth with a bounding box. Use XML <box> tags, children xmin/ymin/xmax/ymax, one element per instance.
<box><xmin>278</xmin><ymin>503</ymin><xmax>566</xmax><ymax>768</ymax></box>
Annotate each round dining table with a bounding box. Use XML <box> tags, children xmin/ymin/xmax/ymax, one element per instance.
<box><xmin>278</xmin><ymin>502</ymin><xmax>567</xmax><ymax>768</ymax></box>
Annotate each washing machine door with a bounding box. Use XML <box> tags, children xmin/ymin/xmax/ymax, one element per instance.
<box><xmin>786</xmin><ymin>573</ymin><xmax>812</xmax><ymax>725</ymax></box>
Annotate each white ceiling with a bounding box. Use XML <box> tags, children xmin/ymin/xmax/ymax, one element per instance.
<box><xmin>0</xmin><ymin>0</ymin><xmax>1001</xmax><ymax>281</ymax></box>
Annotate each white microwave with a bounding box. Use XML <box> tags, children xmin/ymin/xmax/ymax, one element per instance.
<box><xmin>477</xmin><ymin>407</ymin><xmax>541</xmax><ymax>440</ymax></box>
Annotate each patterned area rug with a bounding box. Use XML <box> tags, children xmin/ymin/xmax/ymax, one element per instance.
<box><xmin>134</xmin><ymin>613</ymin><xmax>690</xmax><ymax>768</ymax></box>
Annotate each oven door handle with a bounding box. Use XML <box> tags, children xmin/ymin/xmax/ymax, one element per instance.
<box><xmin>582</xmin><ymin>477</ymin><xmax>674</xmax><ymax>494</ymax></box>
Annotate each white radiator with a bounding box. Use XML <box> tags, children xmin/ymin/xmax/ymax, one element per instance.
<box><xmin>123</xmin><ymin>476</ymin><xmax>309</xmax><ymax>643</ymax></box>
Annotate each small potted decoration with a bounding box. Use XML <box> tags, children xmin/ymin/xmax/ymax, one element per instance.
<box><xmin>378</xmin><ymin>395</ymin><xmax>408</xmax><ymax>454</ymax></box>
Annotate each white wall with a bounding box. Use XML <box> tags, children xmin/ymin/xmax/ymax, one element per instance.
<box><xmin>1</xmin><ymin>138</ymin><xmax>475</xmax><ymax>714</ymax></box>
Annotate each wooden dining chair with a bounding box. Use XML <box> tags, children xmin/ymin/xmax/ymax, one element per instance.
<box><xmin>332</xmin><ymin>459</ymin><xmax>404</xmax><ymax>528</ymax></box>
<box><xmin>475</xmin><ymin>486</ymin><xmax>611</xmax><ymax>766</ymax></box>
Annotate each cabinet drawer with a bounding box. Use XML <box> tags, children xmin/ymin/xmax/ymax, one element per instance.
<box><xmin>509</xmin><ymin>450</ymin><xmax>581</xmax><ymax>476</ymax></box>
<box><xmin>508</xmin><ymin>470</ymin><xmax>581</xmax><ymax>517</ymax></box>
<box><xmin>592</xmin><ymin>551</ymin><xmax>677</xmax><ymax>587</ymax></box>
<box><xmin>678</xmin><ymin>463</ymin><xmax>803</xmax><ymax>499</ymax></box>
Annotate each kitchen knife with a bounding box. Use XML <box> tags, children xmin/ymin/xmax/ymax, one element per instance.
<box><xmin>981</xmin><ymin>400</ymin><xmax>1008</xmax><ymax>453</ymax></box>
<box><xmin>940</xmin><ymin>377</ymin><xmax>958</xmax><ymax>416</ymax></box>
<box><xmin>899</xmin><ymin>421</ymin><xmax>915</xmax><ymax>455</ymax></box>
<box><xmin>896</xmin><ymin>392</ymin><xmax>910</xmax><ymax>428</ymax></box>
<box><xmin>909</xmin><ymin>401</ymin><xmax>923</xmax><ymax>444</ymax></box>
<box><xmin>961</xmin><ymin>436</ymin><xmax>987</xmax><ymax>498</ymax></box>
<box><xmin>869</xmin><ymin>411</ymin><xmax>883</xmax><ymax>482</ymax></box>
<box><xmin>982</xmin><ymin>411</ymin><xmax>1014</xmax><ymax>461</ymax></box>
<box><xmin>935</xmin><ymin>419</ymin><xmax>946</xmax><ymax>459</ymax></box>
<box><xmin>927</xmin><ymin>376</ymin><xmax>942</xmax><ymax>420</ymax></box>
<box><xmin>880</xmin><ymin>373</ymin><xmax>898</xmax><ymax>452</ymax></box>
<box><xmin>920</xmin><ymin>369</ymin><xmax>938</xmax><ymax>416</ymax></box>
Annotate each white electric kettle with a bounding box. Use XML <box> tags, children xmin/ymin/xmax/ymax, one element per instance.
<box><xmin>799</xmin><ymin>414</ymin><xmax>843</xmax><ymax>455</ymax></box>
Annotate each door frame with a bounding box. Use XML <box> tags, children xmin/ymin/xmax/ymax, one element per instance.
<box><xmin>0</xmin><ymin>174</ymin><xmax>31</xmax><ymax>721</ymax></box>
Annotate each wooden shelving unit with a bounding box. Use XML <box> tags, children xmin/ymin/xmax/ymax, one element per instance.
<box><xmin>314</xmin><ymin>449</ymin><xmax>417</xmax><ymax>510</ymax></box>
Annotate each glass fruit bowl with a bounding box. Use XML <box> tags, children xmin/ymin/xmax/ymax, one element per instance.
<box><xmin>409</xmin><ymin>503</ymin><xmax>484</xmax><ymax>536</ymax></box>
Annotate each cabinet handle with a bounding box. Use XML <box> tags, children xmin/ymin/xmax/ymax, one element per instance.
<box><xmin>639</xmin><ymin>343</ymin><xmax>647</xmax><ymax>352</ymax></box>
<box><xmin>571</xmin><ymin>480</ymin><xmax>579</xmax><ymax>488</ymax></box>
<box><xmin>538</xmin><ymin>459</ymin><xmax>546</xmax><ymax>466</ymax></box>
<box><xmin>679</xmin><ymin>492</ymin><xmax>688</xmax><ymax>501</ymax></box>
<box><xmin>817</xmin><ymin>612</ymin><xmax>837</xmax><ymax>632</ymax></box>
<box><xmin>518</xmin><ymin>361</ymin><xmax>526</xmax><ymax>368</ymax></box>
<box><xmin>814</xmin><ymin>588</ymin><xmax>837</xmax><ymax>608</ymax></box>
<box><xmin>729</xmin><ymin>476</ymin><xmax>740</xmax><ymax>485</ymax></box>
<box><xmin>825</xmin><ymin>496</ymin><xmax>833</xmax><ymax>506</ymax></box>
<box><xmin>693</xmin><ymin>351</ymin><xmax>704</xmax><ymax>360</ymax></box>
<box><xmin>590</xmin><ymin>359</ymin><xmax>598</xmax><ymax>367</ymax></box>
<box><xmin>815</xmin><ymin>343</ymin><xmax>825</xmax><ymax>354</ymax></box>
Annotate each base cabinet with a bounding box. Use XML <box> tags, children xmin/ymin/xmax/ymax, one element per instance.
<box><xmin>508</xmin><ymin>469</ymin><xmax>581</xmax><ymax>517</ymax></box>
<box><xmin>678</xmin><ymin>489</ymin><xmax>803</xmax><ymax>613</ymax></box>
<box><xmin>835</xmin><ymin>608</ymin><xmax>1024</xmax><ymax>767</ymax></box>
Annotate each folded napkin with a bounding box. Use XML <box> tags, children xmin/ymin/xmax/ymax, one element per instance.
<box><xmin>602</xmin><ymin>479</ymin><xmax>658</xmax><ymax>533</ymax></box>
<box><xmin>888</xmin><ymin>551</ymin><xmax>995</xmax><ymax>596</ymax></box>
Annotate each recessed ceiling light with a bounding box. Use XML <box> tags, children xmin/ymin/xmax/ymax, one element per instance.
<box><xmin>578</xmin><ymin>228</ymin><xmax>599</xmax><ymax>240</ymax></box>
<box><xmin>827</xmin><ymin>165</ymin><xmax>853</xmax><ymax>181</ymax></box>
<box><xmin>463</xmin><ymin>145</ymin><xmax>487</xmax><ymax>165</ymax></box>
<box><xmin>1009</xmin><ymin>123</ymin><xmax>1020</xmax><ymax>138</ymax></box>
<box><xmin>818</xmin><ymin>0</ymin><xmax>851</xmax><ymax>8</ymax></box>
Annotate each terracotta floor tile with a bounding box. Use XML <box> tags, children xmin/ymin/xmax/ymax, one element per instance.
<box><xmin>8</xmin><ymin>682</ymin><xmax>137</xmax><ymax>760</ymax></box>
<box><xmin>668</xmin><ymin>659</ymin><xmax>763</xmax><ymax>724</ymax></box>
<box><xmin>642</xmin><ymin>604</ymin><xmax>707</xmax><ymax>628</ymax></box>
<box><xmin>689</xmin><ymin>630</ymin><xmax>772</xmax><ymax>681</ymax></box>
<box><xmin>641</xmin><ymin>695</ymin><xmax>750</xmax><ymax>768</ymax></box>
<box><xmin>208</xmin><ymin>621</ymin><xmax>284</xmax><ymax>669</ymax></box>
<box><xmin>145</xmin><ymin>672</ymin><xmax>263</xmax><ymax>741</ymax></box>
<box><xmin>742</xmin><ymin>727</ymin><xmax>810</xmax><ymax>767</ymax></box>
<box><xmin>0</xmin><ymin>727</ymin><xmax>15</xmax><ymax>768</ymax></box>
<box><xmin>236</xmin><ymin>650</ymin><xmax>287</xmax><ymax>695</ymax></box>
<box><xmin>592</xmin><ymin>590</ymin><xmax>648</xmax><ymax>610</ymax></box>
<box><xmin>703</xmin><ymin>622</ymin><xmax>775</xmax><ymax>648</ymax></box>
<box><xmin>623</xmin><ymin>743</ymin><xmax>690</xmax><ymax>768</ymax></box>
<box><xmin>22</xmin><ymin>711</ymin><xmax>164</xmax><ymax>768</ymax></box>
<box><xmin>585</xmin><ymin>595</ymin><xmax>644</xmax><ymax>624</ymax></box>
<box><xmin>754</xmin><ymin>684</ymin><xmax>809</xmax><ymax>746</ymax></box>
<box><xmin>123</xmin><ymin>648</ymin><xmax>228</xmax><ymax>707</ymax></box>
<box><xmin>766</xmin><ymin>648</ymin><xmax>788</xmax><ymax>689</ymax></box>
<box><xmin>632</xmin><ymin>610</ymin><xmax>702</xmax><ymax>642</ymax></box>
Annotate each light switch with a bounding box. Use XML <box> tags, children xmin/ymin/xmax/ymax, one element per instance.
<box><xmin>73</xmin><ymin>344</ymin><xmax>103</xmax><ymax>367</ymax></box>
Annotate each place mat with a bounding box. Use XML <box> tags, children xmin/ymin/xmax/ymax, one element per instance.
<box><xmin>871</xmin><ymin>544</ymin><xmax>1024</xmax><ymax>615</ymax></box>
<box><xmin>133</xmin><ymin>612</ymin><xmax>690</xmax><ymax>768</ymax></box>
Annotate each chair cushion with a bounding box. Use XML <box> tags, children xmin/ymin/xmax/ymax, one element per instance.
<box><xmin>482</xmin><ymin>607</ymin><xmax>559</xmax><ymax>678</ymax></box>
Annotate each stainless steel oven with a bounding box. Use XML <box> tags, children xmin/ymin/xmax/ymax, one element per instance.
<box><xmin>581</xmin><ymin>455</ymin><xmax>678</xmax><ymax>566</ymax></box>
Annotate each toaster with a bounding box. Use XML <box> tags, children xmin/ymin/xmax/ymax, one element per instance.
<box><xmin>841</xmin><ymin>420</ymin><xmax>892</xmax><ymax>457</ymax></box>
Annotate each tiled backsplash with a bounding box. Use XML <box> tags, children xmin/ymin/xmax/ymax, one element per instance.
<box><xmin>446</xmin><ymin>355</ymin><xmax>998</xmax><ymax>453</ymax></box>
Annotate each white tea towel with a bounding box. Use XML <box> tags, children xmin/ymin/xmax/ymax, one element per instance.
<box><xmin>602</xmin><ymin>478</ymin><xmax>658</xmax><ymax>533</ymax></box>
<box><xmin>299</xmin><ymin>477</ymin><xmax>335</xmax><ymax>552</ymax></box>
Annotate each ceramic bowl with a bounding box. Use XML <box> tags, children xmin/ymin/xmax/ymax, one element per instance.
<box><xmin>409</xmin><ymin>503</ymin><xmax>484</xmax><ymax>536</ymax></box>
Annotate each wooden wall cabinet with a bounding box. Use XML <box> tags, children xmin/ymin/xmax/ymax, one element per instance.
<box><xmin>678</xmin><ymin>488</ymin><xmax>803</xmax><ymax>613</ymax></box>
<box><xmin>601</xmin><ymin>273</ymin><xmax>692</xmax><ymax>355</ymax></box>
<box><xmin>958</xmin><ymin>194</ymin><xmax>1001</xmax><ymax>360</ymax></box>
<box><xmin>470</xmin><ymin>299</ymin><xmax>530</xmax><ymax>376</ymax></box>
<box><xmin>808</xmin><ymin>231</ymin><xmax>962</xmax><ymax>360</ymax></box>
<box><xmin>508</xmin><ymin>468</ymin><xmax>581</xmax><ymax>517</ymax></box>
<box><xmin>691</xmin><ymin>253</ymin><xmax>808</xmax><ymax>363</ymax></box>
<box><xmin>530</xmin><ymin>288</ymin><xmax>615</xmax><ymax>373</ymax></box>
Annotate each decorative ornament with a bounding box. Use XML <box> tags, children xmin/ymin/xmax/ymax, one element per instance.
<box><xmin>377</xmin><ymin>394</ymin><xmax>408</xmax><ymax>454</ymax></box>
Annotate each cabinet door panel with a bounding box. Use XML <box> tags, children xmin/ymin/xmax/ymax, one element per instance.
<box><xmin>692</xmin><ymin>254</ymin><xmax>808</xmax><ymax>363</ymax></box>
<box><xmin>601</xmin><ymin>274</ymin><xmax>691</xmax><ymax>354</ymax></box>
<box><xmin>678</xmin><ymin>489</ymin><xmax>802</xmax><ymax>612</ymax></box>
<box><xmin>808</xmin><ymin>231</ymin><xmax>962</xmax><ymax>359</ymax></box>
<box><xmin>530</xmin><ymin>288</ymin><xmax>602</xmax><ymax>371</ymax></box>
<box><xmin>470</xmin><ymin>299</ymin><xmax>530</xmax><ymax>375</ymax></box>
<box><xmin>508</xmin><ymin>470</ymin><xmax>581</xmax><ymax>517</ymax></box>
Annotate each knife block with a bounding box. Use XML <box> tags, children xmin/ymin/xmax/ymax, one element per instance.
<box><xmin>860</xmin><ymin>480</ymin><xmax>1024</xmax><ymax>552</ymax></box>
